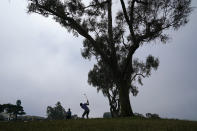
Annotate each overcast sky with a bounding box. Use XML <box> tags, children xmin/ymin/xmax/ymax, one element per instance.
<box><xmin>0</xmin><ymin>0</ymin><xmax>197</xmax><ymax>120</ymax></box>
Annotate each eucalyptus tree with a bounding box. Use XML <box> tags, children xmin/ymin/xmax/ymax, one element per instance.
<box><xmin>88</xmin><ymin>55</ymin><xmax>159</xmax><ymax>117</ymax></box>
<box><xmin>27</xmin><ymin>0</ymin><xmax>192</xmax><ymax>116</ymax></box>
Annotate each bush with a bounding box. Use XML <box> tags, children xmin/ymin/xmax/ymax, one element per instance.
<box><xmin>134</xmin><ymin>113</ymin><xmax>145</xmax><ymax>119</ymax></box>
<box><xmin>0</xmin><ymin>114</ymin><xmax>5</xmax><ymax>121</ymax></box>
<box><xmin>103</xmin><ymin>112</ymin><xmax>112</xmax><ymax>118</ymax></box>
<box><xmin>146</xmin><ymin>113</ymin><xmax>160</xmax><ymax>119</ymax></box>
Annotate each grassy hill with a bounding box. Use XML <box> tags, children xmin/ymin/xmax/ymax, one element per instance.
<box><xmin>0</xmin><ymin>118</ymin><xmax>197</xmax><ymax>131</ymax></box>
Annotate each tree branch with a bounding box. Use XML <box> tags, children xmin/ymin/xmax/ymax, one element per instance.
<box><xmin>129</xmin><ymin>0</ymin><xmax>135</xmax><ymax>28</ymax></box>
<box><xmin>88</xmin><ymin>18</ymin><xmax>100</xmax><ymax>37</ymax></box>
<box><xmin>107</xmin><ymin>0</ymin><xmax>114</xmax><ymax>48</ymax></box>
<box><xmin>135</xmin><ymin>0</ymin><xmax>148</xmax><ymax>5</ymax></box>
<box><xmin>131</xmin><ymin>73</ymin><xmax>145</xmax><ymax>82</ymax></box>
<box><xmin>83</xmin><ymin>0</ymin><xmax>108</xmax><ymax>10</ymax></box>
<box><xmin>107</xmin><ymin>0</ymin><xmax>119</xmax><ymax>73</ymax></box>
<box><xmin>33</xmin><ymin>1</ymin><xmax>111</xmax><ymax>66</ymax></box>
<box><xmin>121</xmin><ymin>42</ymin><xmax>139</xmax><ymax>79</ymax></box>
<box><xmin>120</xmin><ymin>0</ymin><xmax>136</xmax><ymax>43</ymax></box>
<box><xmin>120</xmin><ymin>0</ymin><xmax>140</xmax><ymax>81</ymax></box>
<box><xmin>138</xmin><ymin>24</ymin><xmax>172</xmax><ymax>42</ymax></box>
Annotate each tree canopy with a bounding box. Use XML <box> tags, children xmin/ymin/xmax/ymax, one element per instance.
<box><xmin>47</xmin><ymin>101</ymin><xmax>66</xmax><ymax>120</ymax></box>
<box><xmin>0</xmin><ymin>100</ymin><xmax>25</xmax><ymax>120</ymax></box>
<box><xmin>27</xmin><ymin>0</ymin><xmax>192</xmax><ymax>117</ymax></box>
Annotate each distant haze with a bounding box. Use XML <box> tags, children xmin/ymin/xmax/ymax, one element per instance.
<box><xmin>0</xmin><ymin>0</ymin><xmax>197</xmax><ymax>120</ymax></box>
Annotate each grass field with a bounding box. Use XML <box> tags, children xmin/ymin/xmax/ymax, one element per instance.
<box><xmin>0</xmin><ymin>118</ymin><xmax>197</xmax><ymax>131</ymax></box>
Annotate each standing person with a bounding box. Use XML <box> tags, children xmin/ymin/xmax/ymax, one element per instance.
<box><xmin>66</xmin><ymin>108</ymin><xmax>72</xmax><ymax>119</ymax></box>
<box><xmin>80</xmin><ymin>100</ymin><xmax>90</xmax><ymax>119</ymax></box>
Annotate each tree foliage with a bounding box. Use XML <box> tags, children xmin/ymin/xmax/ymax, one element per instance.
<box><xmin>88</xmin><ymin>55</ymin><xmax>159</xmax><ymax>116</ymax></box>
<box><xmin>0</xmin><ymin>100</ymin><xmax>26</xmax><ymax>120</ymax></box>
<box><xmin>13</xmin><ymin>100</ymin><xmax>26</xmax><ymax>120</ymax></box>
<box><xmin>27</xmin><ymin>0</ymin><xmax>192</xmax><ymax>117</ymax></box>
<box><xmin>46</xmin><ymin>101</ymin><xmax>66</xmax><ymax>120</ymax></box>
<box><xmin>0</xmin><ymin>104</ymin><xmax>4</xmax><ymax>113</ymax></box>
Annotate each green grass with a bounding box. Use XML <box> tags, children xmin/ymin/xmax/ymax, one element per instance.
<box><xmin>0</xmin><ymin>118</ymin><xmax>197</xmax><ymax>131</ymax></box>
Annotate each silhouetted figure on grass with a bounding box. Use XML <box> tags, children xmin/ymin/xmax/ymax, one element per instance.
<box><xmin>80</xmin><ymin>100</ymin><xmax>90</xmax><ymax>119</ymax></box>
<box><xmin>66</xmin><ymin>108</ymin><xmax>72</xmax><ymax>119</ymax></box>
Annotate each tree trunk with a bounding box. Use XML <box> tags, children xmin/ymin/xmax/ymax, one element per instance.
<box><xmin>119</xmin><ymin>81</ymin><xmax>134</xmax><ymax>117</ymax></box>
<box><xmin>15</xmin><ymin>114</ymin><xmax>17</xmax><ymax>120</ymax></box>
<box><xmin>106</xmin><ymin>91</ymin><xmax>119</xmax><ymax>117</ymax></box>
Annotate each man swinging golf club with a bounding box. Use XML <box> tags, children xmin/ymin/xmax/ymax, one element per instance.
<box><xmin>80</xmin><ymin>94</ymin><xmax>90</xmax><ymax>119</ymax></box>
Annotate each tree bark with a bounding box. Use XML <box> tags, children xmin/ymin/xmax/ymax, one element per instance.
<box><xmin>118</xmin><ymin>80</ymin><xmax>134</xmax><ymax>117</ymax></box>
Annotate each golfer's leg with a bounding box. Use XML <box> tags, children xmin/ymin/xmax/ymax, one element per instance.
<box><xmin>86</xmin><ymin>110</ymin><xmax>89</xmax><ymax>119</ymax></box>
<box><xmin>82</xmin><ymin>111</ymin><xmax>86</xmax><ymax>118</ymax></box>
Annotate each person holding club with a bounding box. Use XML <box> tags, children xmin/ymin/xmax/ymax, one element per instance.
<box><xmin>80</xmin><ymin>94</ymin><xmax>90</xmax><ymax>119</ymax></box>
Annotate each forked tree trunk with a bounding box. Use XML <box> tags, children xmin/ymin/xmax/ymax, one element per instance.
<box><xmin>118</xmin><ymin>80</ymin><xmax>134</xmax><ymax>117</ymax></box>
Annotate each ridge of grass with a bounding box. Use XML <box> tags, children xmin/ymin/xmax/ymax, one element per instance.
<box><xmin>0</xmin><ymin>118</ymin><xmax>197</xmax><ymax>131</ymax></box>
